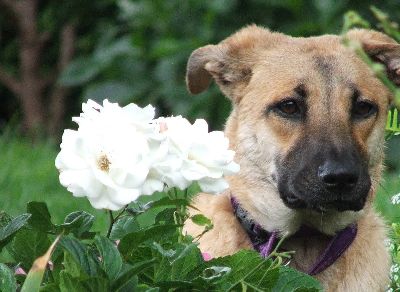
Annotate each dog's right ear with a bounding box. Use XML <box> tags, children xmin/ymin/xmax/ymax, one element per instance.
<box><xmin>186</xmin><ymin>25</ymin><xmax>279</xmax><ymax>102</ymax></box>
<box><xmin>186</xmin><ymin>44</ymin><xmax>225</xmax><ymax>95</ymax></box>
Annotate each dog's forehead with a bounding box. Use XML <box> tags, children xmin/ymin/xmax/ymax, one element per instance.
<box><xmin>248</xmin><ymin>35</ymin><xmax>388</xmax><ymax>105</ymax></box>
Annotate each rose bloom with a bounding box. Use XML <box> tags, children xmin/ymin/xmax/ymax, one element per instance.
<box><xmin>55</xmin><ymin>100</ymin><xmax>165</xmax><ymax>210</ymax></box>
<box><xmin>56</xmin><ymin>100</ymin><xmax>240</xmax><ymax>210</ymax></box>
<box><xmin>153</xmin><ymin>116</ymin><xmax>239</xmax><ymax>193</ymax></box>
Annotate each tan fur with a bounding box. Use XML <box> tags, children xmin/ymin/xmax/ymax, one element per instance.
<box><xmin>184</xmin><ymin>25</ymin><xmax>399</xmax><ymax>291</ymax></box>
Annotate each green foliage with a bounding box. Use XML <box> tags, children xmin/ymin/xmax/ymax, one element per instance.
<box><xmin>0</xmin><ymin>198</ymin><xmax>322</xmax><ymax>291</ymax></box>
<box><xmin>0</xmin><ymin>263</ymin><xmax>17</xmax><ymax>292</ymax></box>
<box><xmin>386</xmin><ymin>108</ymin><xmax>400</xmax><ymax>139</ymax></box>
<box><xmin>388</xmin><ymin>223</ymin><xmax>400</xmax><ymax>291</ymax></box>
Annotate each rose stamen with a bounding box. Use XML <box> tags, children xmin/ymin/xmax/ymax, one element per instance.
<box><xmin>97</xmin><ymin>154</ymin><xmax>111</xmax><ymax>172</ymax></box>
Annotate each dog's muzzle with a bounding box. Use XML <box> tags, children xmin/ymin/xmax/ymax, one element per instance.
<box><xmin>277</xmin><ymin>146</ymin><xmax>371</xmax><ymax>212</ymax></box>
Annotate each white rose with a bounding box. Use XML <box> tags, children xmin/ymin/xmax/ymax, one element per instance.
<box><xmin>55</xmin><ymin>99</ymin><xmax>164</xmax><ymax>210</ymax></box>
<box><xmin>154</xmin><ymin>116</ymin><xmax>239</xmax><ymax>193</ymax></box>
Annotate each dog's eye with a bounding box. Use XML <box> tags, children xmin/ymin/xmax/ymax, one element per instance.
<box><xmin>275</xmin><ymin>100</ymin><xmax>301</xmax><ymax>117</ymax></box>
<box><xmin>352</xmin><ymin>100</ymin><xmax>377</xmax><ymax>119</ymax></box>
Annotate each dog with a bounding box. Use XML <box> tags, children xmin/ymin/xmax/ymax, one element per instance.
<box><xmin>183</xmin><ymin>25</ymin><xmax>400</xmax><ymax>291</ymax></box>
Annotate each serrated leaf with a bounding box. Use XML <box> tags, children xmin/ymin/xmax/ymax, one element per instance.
<box><xmin>94</xmin><ymin>235</ymin><xmax>122</xmax><ymax>281</ymax></box>
<box><xmin>10</xmin><ymin>229</ymin><xmax>50</xmax><ymax>270</ymax></box>
<box><xmin>59</xmin><ymin>236</ymin><xmax>99</xmax><ymax>277</ymax></box>
<box><xmin>27</xmin><ymin>202</ymin><xmax>54</xmax><ymax>232</ymax></box>
<box><xmin>109</xmin><ymin>217</ymin><xmax>140</xmax><ymax>240</ymax></box>
<box><xmin>190</xmin><ymin>214</ymin><xmax>212</xmax><ymax>227</ymax></box>
<box><xmin>118</xmin><ymin>225</ymin><xmax>177</xmax><ymax>256</ymax></box>
<box><xmin>154</xmin><ymin>208</ymin><xmax>175</xmax><ymax>225</ymax></box>
<box><xmin>63</xmin><ymin>251</ymin><xmax>83</xmax><ymax>278</ymax></box>
<box><xmin>153</xmin><ymin>242</ymin><xmax>204</xmax><ymax>284</ymax></box>
<box><xmin>20</xmin><ymin>235</ymin><xmax>60</xmax><ymax>292</ymax></box>
<box><xmin>57</xmin><ymin>211</ymin><xmax>94</xmax><ymax>238</ymax></box>
<box><xmin>111</xmin><ymin>260</ymin><xmax>156</xmax><ymax>292</ymax></box>
<box><xmin>206</xmin><ymin>250</ymin><xmax>279</xmax><ymax>290</ymax></box>
<box><xmin>0</xmin><ymin>213</ymin><xmax>31</xmax><ymax>250</ymax></box>
<box><xmin>272</xmin><ymin>266</ymin><xmax>322</xmax><ymax>292</ymax></box>
<box><xmin>0</xmin><ymin>263</ymin><xmax>17</xmax><ymax>292</ymax></box>
<box><xmin>60</xmin><ymin>272</ymin><xmax>110</xmax><ymax>292</ymax></box>
<box><xmin>81</xmin><ymin>277</ymin><xmax>110</xmax><ymax>292</ymax></box>
<box><xmin>59</xmin><ymin>271</ymin><xmax>86</xmax><ymax>292</ymax></box>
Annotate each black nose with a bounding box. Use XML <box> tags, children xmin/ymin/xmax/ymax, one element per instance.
<box><xmin>318</xmin><ymin>160</ymin><xmax>359</xmax><ymax>191</ymax></box>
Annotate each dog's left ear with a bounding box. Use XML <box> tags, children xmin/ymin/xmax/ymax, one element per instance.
<box><xmin>346</xmin><ymin>29</ymin><xmax>400</xmax><ymax>85</ymax></box>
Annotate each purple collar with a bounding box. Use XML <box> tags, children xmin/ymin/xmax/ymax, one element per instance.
<box><xmin>231</xmin><ymin>196</ymin><xmax>357</xmax><ymax>275</ymax></box>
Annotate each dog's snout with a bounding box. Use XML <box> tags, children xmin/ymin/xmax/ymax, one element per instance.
<box><xmin>318</xmin><ymin>160</ymin><xmax>359</xmax><ymax>191</ymax></box>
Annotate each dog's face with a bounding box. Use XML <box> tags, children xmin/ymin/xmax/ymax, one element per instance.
<box><xmin>186</xmin><ymin>26</ymin><xmax>399</xmax><ymax>234</ymax></box>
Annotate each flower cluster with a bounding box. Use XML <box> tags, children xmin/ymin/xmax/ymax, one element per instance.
<box><xmin>55</xmin><ymin>100</ymin><xmax>239</xmax><ymax>210</ymax></box>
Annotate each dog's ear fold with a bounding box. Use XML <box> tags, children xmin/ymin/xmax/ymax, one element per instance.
<box><xmin>186</xmin><ymin>45</ymin><xmax>226</xmax><ymax>95</ymax></box>
<box><xmin>346</xmin><ymin>29</ymin><xmax>400</xmax><ymax>85</ymax></box>
<box><xmin>186</xmin><ymin>25</ymin><xmax>277</xmax><ymax>102</ymax></box>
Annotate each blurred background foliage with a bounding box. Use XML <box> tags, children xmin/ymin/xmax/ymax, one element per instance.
<box><xmin>0</xmin><ymin>0</ymin><xmax>399</xmax><ymax>221</ymax></box>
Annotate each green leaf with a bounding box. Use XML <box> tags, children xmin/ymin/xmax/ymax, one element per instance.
<box><xmin>58</xmin><ymin>57</ymin><xmax>106</xmax><ymax>86</ymax></box>
<box><xmin>109</xmin><ymin>217</ymin><xmax>140</xmax><ymax>240</ymax></box>
<box><xmin>59</xmin><ymin>236</ymin><xmax>99</xmax><ymax>277</ymax></box>
<box><xmin>272</xmin><ymin>266</ymin><xmax>323</xmax><ymax>291</ymax></box>
<box><xmin>10</xmin><ymin>229</ymin><xmax>50</xmax><ymax>270</ymax></box>
<box><xmin>39</xmin><ymin>283</ymin><xmax>60</xmax><ymax>292</ymax></box>
<box><xmin>0</xmin><ymin>212</ymin><xmax>12</xmax><ymax>227</ymax></box>
<box><xmin>151</xmin><ymin>242</ymin><xmax>210</xmax><ymax>290</ymax></box>
<box><xmin>118</xmin><ymin>224</ymin><xmax>177</xmax><ymax>256</ymax></box>
<box><xmin>59</xmin><ymin>271</ymin><xmax>86</xmax><ymax>292</ymax></box>
<box><xmin>94</xmin><ymin>235</ymin><xmax>122</xmax><ymax>281</ymax></box>
<box><xmin>57</xmin><ymin>211</ymin><xmax>95</xmax><ymax>238</ymax></box>
<box><xmin>0</xmin><ymin>263</ymin><xmax>17</xmax><ymax>292</ymax></box>
<box><xmin>20</xmin><ymin>236</ymin><xmax>60</xmax><ymax>292</ymax></box>
<box><xmin>27</xmin><ymin>202</ymin><xmax>54</xmax><ymax>232</ymax></box>
<box><xmin>81</xmin><ymin>277</ymin><xmax>110</xmax><ymax>292</ymax></box>
<box><xmin>190</xmin><ymin>214</ymin><xmax>212</xmax><ymax>227</ymax></box>
<box><xmin>111</xmin><ymin>260</ymin><xmax>156</xmax><ymax>292</ymax></box>
<box><xmin>386</xmin><ymin>108</ymin><xmax>400</xmax><ymax>133</ymax></box>
<box><xmin>154</xmin><ymin>208</ymin><xmax>175</xmax><ymax>225</ymax></box>
<box><xmin>206</xmin><ymin>250</ymin><xmax>279</xmax><ymax>291</ymax></box>
<box><xmin>60</xmin><ymin>272</ymin><xmax>110</xmax><ymax>292</ymax></box>
<box><xmin>0</xmin><ymin>213</ymin><xmax>31</xmax><ymax>251</ymax></box>
<box><xmin>149</xmin><ymin>197</ymin><xmax>188</xmax><ymax>208</ymax></box>
<box><xmin>63</xmin><ymin>251</ymin><xmax>83</xmax><ymax>278</ymax></box>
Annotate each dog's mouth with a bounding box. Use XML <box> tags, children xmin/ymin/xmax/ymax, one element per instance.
<box><xmin>281</xmin><ymin>192</ymin><xmax>367</xmax><ymax>212</ymax></box>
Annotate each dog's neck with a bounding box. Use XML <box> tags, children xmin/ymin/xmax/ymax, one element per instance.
<box><xmin>230</xmin><ymin>195</ymin><xmax>358</xmax><ymax>275</ymax></box>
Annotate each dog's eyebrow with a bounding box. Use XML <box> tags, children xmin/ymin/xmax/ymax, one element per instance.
<box><xmin>294</xmin><ymin>84</ymin><xmax>307</xmax><ymax>98</ymax></box>
<box><xmin>348</xmin><ymin>83</ymin><xmax>361</xmax><ymax>99</ymax></box>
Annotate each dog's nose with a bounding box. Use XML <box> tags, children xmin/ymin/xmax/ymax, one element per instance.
<box><xmin>318</xmin><ymin>160</ymin><xmax>359</xmax><ymax>191</ymax></box>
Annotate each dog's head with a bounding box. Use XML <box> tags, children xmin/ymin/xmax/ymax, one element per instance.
<box><xmin>186</xmin><ymin>26</ymin><xmax>399</xmax><ymax>234</ymax></box>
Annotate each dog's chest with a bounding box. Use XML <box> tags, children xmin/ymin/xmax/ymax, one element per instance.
<box><xmin>282</xmin><ymin>235</ymin><xmax>331</xmax><ymax>272</ymax></box>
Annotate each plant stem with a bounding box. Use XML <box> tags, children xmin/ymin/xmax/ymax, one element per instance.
<box><xmin>114</xmin><ymin>205</ymin><xmax>128</xmax><ymax>221</ymax></box>
<box><xmin>106</xmin><ymin>210</ymin><xmax>114</xmax><ymax>238</ymax></box>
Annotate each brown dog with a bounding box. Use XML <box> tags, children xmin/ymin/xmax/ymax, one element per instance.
<box><xmin>183</xmin><ymin>25</ymin><xmax>399</xmax><ymax>291</ymax></box>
